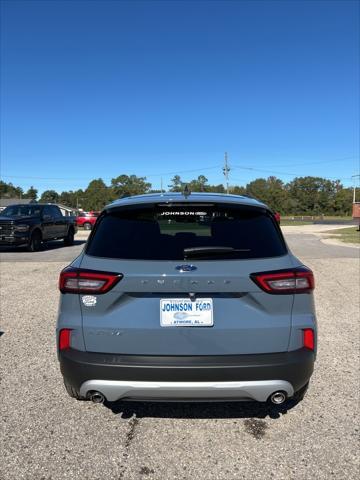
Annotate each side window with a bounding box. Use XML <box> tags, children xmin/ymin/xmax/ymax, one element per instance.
<box><xmin>50</xmin><ymin>206</ymin><xmax>62</xmax><ymax>219</ymax></box>
<box><xmin>43</xmin><ymin>206</ymin><xmax>52</xmax><ymax>218</ymax></box>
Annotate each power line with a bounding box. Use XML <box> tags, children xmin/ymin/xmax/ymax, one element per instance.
<box><xmin>1</xmin><ymin>156</ymin><xmax>357</xmax><ymax>184</ymax></box>
<box><xmin>231</xmin><ymin>165</ymin><xmax>353</xmax><ymax>181</ymax></box>
<box><xmin>143</xmin><ymin>165</ymin><xmax>221</xmax><ymax>178</ymax></box>
<box><xmin>0</xmin><ymin>165</ymin><xmax>222</xmax><ymax>182</ymax></box>
<box><xmin>255</xmin><ymin>155</ymin><xmax>358</xmax><ymax>168</ymax></box>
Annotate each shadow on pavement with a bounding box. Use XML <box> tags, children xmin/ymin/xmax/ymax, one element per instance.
<box><xmin>105</xmin><ymin>398</ymin><xmax>302</xmax><ymax>420</ymax></box>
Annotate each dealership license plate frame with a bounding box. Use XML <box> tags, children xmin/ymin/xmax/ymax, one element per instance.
<box><xmin>160</xmin><ymin>298</ymin><xmax>213</xmax><ymax>327</ymax></box>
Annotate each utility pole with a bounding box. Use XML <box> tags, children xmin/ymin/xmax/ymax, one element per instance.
<box><xmin>223</xmin><ymin>151</ymin><xmax>230</xmax><ymax>194</ymax></box>
<box><xmin>160</xmin><ymin>177</ymin><xmax>163</xmax><ymax>194</ymax></box>
<box><xmin>351</xmin><ymin>174</ymin><xmax>360</xmax><ymax>203</ymax></box>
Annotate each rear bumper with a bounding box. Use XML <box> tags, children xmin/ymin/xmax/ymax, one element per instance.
<box><xmin>59</xmin><ymin>348</ymin><xmax>314</xmax><ymax>402</ymax></box>
<box><xmin>80</xmin><ymin>379</ymin><xmax>294</xmax><ymax>402</ymax></box>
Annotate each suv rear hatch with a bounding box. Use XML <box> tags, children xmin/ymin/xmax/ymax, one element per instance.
<box><xmin>77</xmin><ymin>202</ymin><xmax>295</xmax><ymax>355</ymax></box>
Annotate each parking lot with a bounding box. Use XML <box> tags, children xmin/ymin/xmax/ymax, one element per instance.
<box><xmin>0</xmin><ymin>231</ymin><xmax>359</xmax><ymax>480</ymax></box>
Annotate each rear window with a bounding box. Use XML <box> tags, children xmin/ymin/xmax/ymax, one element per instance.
<box><xmin>86</xmin><ymin>204</ymin><xmax>287</xmax><ymax>260</ymax></box>
<box><xmin>2</xmin><ymin>205</ymin><xmax>42</xmax><ymax>217</ymax></box>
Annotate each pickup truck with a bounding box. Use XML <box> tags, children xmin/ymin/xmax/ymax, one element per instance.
<box><xmin>75</xmin><ymin>211</ymin><xmax>100</xmax><ymax>230</ymax></box>
<box><xmin>0</xmin><ymin>204</ymin><xmax>77</xmax><ymax>251</ymax></box>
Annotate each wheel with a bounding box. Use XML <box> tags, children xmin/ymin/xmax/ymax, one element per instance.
<box><xmin>83</xmin><ymin>222</ymin><xmax>92</xmax><ymax>230</ymax></box>
<box><xmin>27</xmin><ymin>230</ymin><xmax>42</xmax><ymax>252</ymax></box>
<box><xmin>63</xmin><ymin>380</ymin><xmax>86</xmax><ymax>400</ymax></box>
<box><xmin>64</xmin><ymin>228</ymin><xmax>75</xmax><ymax>246</ymax></box>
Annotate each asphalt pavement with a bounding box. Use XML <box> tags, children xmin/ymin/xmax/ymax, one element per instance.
<box><xmin>0</xmin><ymin>230</ymin><xmax>359</xmax><ymax>479</ymax></box>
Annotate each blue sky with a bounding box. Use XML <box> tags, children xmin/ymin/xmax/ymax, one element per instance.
<box><xmin>1</xmin><ymin>0</ymin><xmax>359</xmax><ymax>194</ymax></box>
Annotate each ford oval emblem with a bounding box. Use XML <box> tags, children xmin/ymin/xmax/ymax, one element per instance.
<box><xmin>176</xmin><ymin>264</ymin><xmax>197</xmax><ymax>272</ymax></box>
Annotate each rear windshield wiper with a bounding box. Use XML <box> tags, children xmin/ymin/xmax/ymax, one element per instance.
<box><xmin>183</xmin><ymin>246</ymin><xmax>251</xmax><ymax>259</ymax></box>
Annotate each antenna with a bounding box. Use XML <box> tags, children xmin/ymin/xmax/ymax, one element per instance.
<box><xmin>183</xmin><ymin>184</ymin><xmax>191</xmax><ymax>198</ymax></box>
<box><xmin>223</xmin><ymin>151</ymin><xmax>230</xmax><ymax>194</ymax></box>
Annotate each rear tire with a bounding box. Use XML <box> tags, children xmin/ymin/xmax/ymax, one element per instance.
<box><xmin>83</xmin><ymin>222</ymin><xmax>92</xmax><ymax>230</ymax></box>
<box><xmin>63</xmin><ymin>380</ymin><xmax>86</xmax><ymax>400</ymax></box>
<box><xmin>27</xmin><ymin>230</ymin><xmax>42</xmax><ymax>252</ymax></box>
<box><xmin>64</xmin><ymin>228</ymin><xmax>75</xmax><ymax>246</ymax></box>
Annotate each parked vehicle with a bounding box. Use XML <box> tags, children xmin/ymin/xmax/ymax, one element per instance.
<box><xmin>57</xmin><ymin>192</ymin><xmax>316</xmax><ymax>406</ymax></box>
<box><xmin>0</xmin><ymin>203</ymin><xmax>77</xmax><ymax>251</ymax></box>
<box><xmin>76</xmin><ymin>211</ymin><xmax>100</xmax><ymax>230</ymax></box>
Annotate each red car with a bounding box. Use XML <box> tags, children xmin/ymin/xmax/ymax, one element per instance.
<box><xmin>76</xmin><ymin>211</ymin><xmax>100</xmax><ymax>230</ymax></box>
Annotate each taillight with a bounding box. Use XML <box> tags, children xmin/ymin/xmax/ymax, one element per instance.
<box><xmin>251</xmin><ymin>267</ymin><xmax>314</xmax><ymax>294</ymax></box>
<box><xmin>303</xmin><ymin>328</ymin><xmax>315</xmax><ymax>350</ymax></box>
<box><xmin>59</xmin><ymin>267</ymin><xmax>123</xmax><ymax>294</ymax></box>
<box><xmin>59</xmin><ymin>328</ymin><xmax>72</xmax><ymax>350</ymax></box>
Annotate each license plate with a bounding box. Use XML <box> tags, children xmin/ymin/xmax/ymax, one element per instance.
<box><xmin>160</xmin><ymin>298</ymin><xmax>213</xmax><ymax>327</ymax></box>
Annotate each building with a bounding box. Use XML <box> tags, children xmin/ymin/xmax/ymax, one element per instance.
<box><xmin>54</xmin><ymin>204</ymin><xmax>77</xmax><ymax>217</ymax></box>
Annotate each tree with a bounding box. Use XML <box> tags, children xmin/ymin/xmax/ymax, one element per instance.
<box><xmin>189</xmin><ymin>175</ymin><xmax>209</xmax><ymax>192</ymax></box>
<box><xmin>59</xmin><ymin>189</ymin><xmax>85</xmax><ymax>209</ymax></box>
<box><xmin>82</xmin><ymin>179</ymin><xmax>113</xmax><ymax>211</ymax></box>
<box><xmin>168</xmin><ymin>175</ymin><xmax>183</xmax><ymax>192</ymax></box>
<box><xmin>2</xmin><ymin>174</ymin><xmax>354</xmax><ymax>216</ymax></box>
<box><xmin>264</xmin><ymin>176</ymin><xmax>289</xmax><ymax>213</ymax></box>
<box><xmin>168</xmin><ymin>175</ymin><xmax>215</xmax><ymax>193</ymax></box>
<box><xmin>0</xmin><ymin>181</ymin><xmax>23</xmax><ymax>198</ymax></box>
<box><xmin>246</xmin><ymin>178</ymin><xmax>268</xmax><ymax>200</ymax></box>
<box><xmin>25</xmin><ymin>186</ymin><xmax>38</xmax><ymax>200</ymax></box>
<box><xmin>245</xmin><ymin>177</ymin><xmax>289</xmax><ymax>213</ymax></box>
<box><xmin>286</xmin><ymin>177</ymin><xmax>338</xmax><ymax>214</ymax></box>
<box><xmin>39</xmin><ymin>190</ymin><xmax>59</xmax><ymax>203</ymax></box>
<box><xmin>229</xmin><ymin>185</ymin><xmax>246</xmax><ymax>195</ymax></box>
<box><xmin>208</xmin><ymin>184</ymin><xmax>226</xmax><ymax>193</ymax></box>
<box><xmin>334</xmin><ymin>188</ymin><xmax>353</xmax><ymax>216</ymax></box>
<box><xmin>111</xmin><ymin>175</ymin><xmax>151</xmax><ymax>197</ymax></box>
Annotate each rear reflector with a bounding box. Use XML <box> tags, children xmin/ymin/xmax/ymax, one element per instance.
<box><xmin>59</xmin><ymin>329</ymin><xmax>72</xmax><ymax>350</ymax></box>
<box><xmin>303</xmin><ymin>328</ymin><xmax>315</xmax><ymax>350</ymax></box>
<box><xmin>251</xmin><ymin>267</ymin><xmax>314</xmax><ymax>294</ymax></box>
<box><xmin>59</xmin><ymin>267</ymin><xmax>123</xmax><ymax>294</ymax></box>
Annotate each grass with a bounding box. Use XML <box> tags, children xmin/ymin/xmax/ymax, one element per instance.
<box><xmin>280</xmin><ymin>215</ymin><xmax>353</xmax><ymax>227</ymax></box>
<box><xmin>325</xmin><ymin>227</ymin><xmax>360</xmax><ymax>244</ymax></box>
<box><xmin>280</xmin><ymin>220</ymin><xmax>313</xmax><ymax>226</ymax></box>
<box><xmin>281</xmin><ymin>216</ymin><xmax>352</xmax><ymax>221</ymax></box>
<box><xmin>322</xmin><ymin>216</ymin><xmax>353</xmax><ymax>221</ymax></box>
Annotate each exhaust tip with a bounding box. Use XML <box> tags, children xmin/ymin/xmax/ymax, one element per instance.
<box><xmin>88</xmin><ymin>391</ymin><xmax>105</xmax><ymax>404</ymax></box>
<box><xmin>269</xmin><ymin>391</ymin><xmax>287</xmax><ymax>405</ymax></box>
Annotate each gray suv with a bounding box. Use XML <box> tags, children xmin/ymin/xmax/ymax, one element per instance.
<box><xmin>57</xmin><ymin>193</ymin><xmax>316</xmax><ymax>406</ymax></box>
